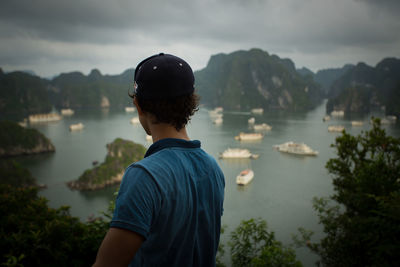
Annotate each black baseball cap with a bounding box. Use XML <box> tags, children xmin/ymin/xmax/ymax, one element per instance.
<box><xmin>134</xmin><ymin>53</ymin><xmax>195</xmax><ymax>100</ymax></box>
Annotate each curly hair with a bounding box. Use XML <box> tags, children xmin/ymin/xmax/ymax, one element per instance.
<box><xmin>130</xmin><ymin>93</ymin><xmax>200</xmax><ymax>131</ymax></box>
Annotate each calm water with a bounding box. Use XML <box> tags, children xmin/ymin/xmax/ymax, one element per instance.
<box><xmin>18</xmin><ymin>102</ymin><xmax>400</xmax><ymax>266</ymax></box>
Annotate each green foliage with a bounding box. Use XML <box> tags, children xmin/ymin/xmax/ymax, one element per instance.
<box><xmin>0</xmin><ymin>121</ymin><xmax>54</xmax><ymax>154</ymax></box>
<box><xmin>0</xmin><ymin>159</ymin><xmax>36</xmax><ymax>187</ymax></box>
<box><xmin>296</xmin><ymin>119</ymin><xmax>400</xmax><ymax>266</ymax></box>
<box><xmin>228</xmin><ymin>218</ymin><xmax>302</xmax><ymax>267</ymax></box>
<box><xmin>0</xmin><ymin>184</ymin><xmax>110</xmax><ymax>267</ymax></box>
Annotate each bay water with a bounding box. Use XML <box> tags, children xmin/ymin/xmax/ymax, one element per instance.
<box><xmin>18</xmin><ymin>102</ymin><xmax>400</xmax><ymax>266</ymax></box>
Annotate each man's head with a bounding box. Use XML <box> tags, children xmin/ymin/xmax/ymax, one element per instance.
<box><xmin>130</xmin><ymin>53</ymin><xmax>199</xmax><ymax>131</ymax></box>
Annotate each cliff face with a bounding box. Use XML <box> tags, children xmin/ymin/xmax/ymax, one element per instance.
<box><xmin>0</xmin><ymin>121</ymin><xmax>55</xmax><ymax>157</ymax></box>
<box><xmin>67</xmin><ymin>138</ymin><xmax>146</xmax><ymax>191</ymax></box>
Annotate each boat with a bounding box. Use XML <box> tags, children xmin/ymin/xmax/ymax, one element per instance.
<box><xmin>146</xmin><ymin>135</ymin><xmax>153</xmax><ymax>142</ymax></box>
<box><xmin>234</xmin><ymin>132</ymin><xmax>263</xmax><ymax>141</ymax></box>
<box><xmin>214</xmin><ymin>107</ymin><xmax>223</xmax><ymax>113</ymax></box>
<box><xmin>69</xmin><ymin>122</ymin><xmax>84</xmax><ymax>131</ymax></box>
<box><xmin>236</xmin><ymin>169</ymin><xmax>254</xmax><ymax>185</ymax></box>
<box><xmin>328</xmin><ymin>125</ymin><xmax>345</xmax><ymax>132</ymax></box>
<box><xmin>351</xmin><ymin>121</ymin><xmax>363</xmax><ymax>126</ymax></box>
<box><xmin>213</xmin><ymin>117</ymin><xmax>223</xmax><ymax>125</ymax></box>
<box><xmin>61</xmin><ymin>109</ymin><xmax>74</xmax><ymax>116</ymax></box>
<box><xmin>219</xmin><ymin>148</ymin><xmax>259</xmax><ymax>159</ymax></box>
<box><xmin>330</xmin><ymin>110</ymin><xmax>345</xmax><ymax>117</ymax></box>
<box><xmin>273</xmin><ymin>141</ymin><xmax>318</xmax><ymax>156</ymax></box>
<box><xmin>323</xmin><ymin>115</ymin><xmax>331</xmax><ymax>122</ymax></box>
<box><xmin>130</xmin><ymin>117</ymin><xmax>140</xmax><ymax>124</ymax></box>
<box><xmin>29</xmin><ymin>113</ymin><xmax>62</xmax><ymax>123</ymax></box>
<box><xmin>253</xmin><ymin>123</ymin><xmax>272</xmax><ymax>131</ymax></box>
<box><xmin>209</xmin><ymin>107</ymin><xmax>223</xmax><ymax>118</ymax></box>
<box><xmin>125</xmin><ymin>107</ymin><xmax>136</xmax><ymax>112</ymax></box>
<box><xmin>387</xmin><ymin>115</ymin><xmax>397</xmax><ymax>122</ymax></box>
<box><xmin>248</xmin><ymin>117</ymin><xmax>255</xmax><ymax>124</ymax></box>
<box><xmin>251</xmin><ymin>108</ymin><xmax>264</xmax><ymax>115</ymax></box>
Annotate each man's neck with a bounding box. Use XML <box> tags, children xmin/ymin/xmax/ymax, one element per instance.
<box><xmin>149</xmin><ymin>123</ymin><xmax>190</xmax><ymax>143</ymax></box>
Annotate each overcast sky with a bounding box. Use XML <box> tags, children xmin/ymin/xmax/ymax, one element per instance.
<box><xmin>1</xmin><ymin>0</ymin><xmax>399</xmax><ymax>77</ymax></box>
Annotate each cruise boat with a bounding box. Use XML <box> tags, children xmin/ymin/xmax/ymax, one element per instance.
<box><xmin>253</xmin><ymin>123</ymin><xmax>272</xmax><ymax>131</ymax></box>
<box><xmin>214</xmin><ymin>107</ymin><xmax>223</xmax><ymax>113</ymax></box>
<box><xmin>69</xmin><ymin>123</ymin><xmax>84</xmax><ymax>131</ymax></box>
<box><xmin>234</xmin><ymin>132</ymin><xmax>263</xmax><ymax>141</ymax></box>
<box><xmin>351</xmin><ymin>121</ymin><xmax>363</xmax><ymax>126</ymax></box>
<box><xmin>29</xmin><ymin>113</ymin><xmax>62</xmax><ymax>123</ymax></box>
<box><xmin>330</xmin><ymin>110</ymin><xmax>345</xmax><ymax>117</ymax></box>
<box><xmin>328</xmin><ymin>125</ymin><xmax>345</xmax><ymax>132</ymax></box>
<box><xmin>219</xmin><ymin>148</ymin><xmax>259</xmax><ymax>159</ymax></box>
<box><xmin>251</xmin><ymin>108</ymin><xmax>264</xmax><ymax>115</ymax></box>
<box><xmin>125</xmin><ymin>107</ymin><xmax>136</xmax><ymax>112</ymax></box>
<box><xmin>248</xmin><ymin>117</ymin><xmax>255</xmax><ymax>124</ymax></box>
<box><xmin>146</xmin><ymin>135</ymin><xmax>153</xmax><ymax>142</ymax></box>
<box><xmin>236</xmin><ymin>169</ymin><xmax>254</xmax><ymax>185</ymax></box>
<box><xmin>323</xmin><ymin>115</ymin><xmax>331</xmax><ymax>122</ymax></box>
<box><xmin>213</xmin><ymin>117</ymin><xmax>223</xmax><ymax>125</ymax></box>
<box><xmin>61</xmin><ymin>108</ymin><xmax>74</xmax><ymax>116</ymax></box>
<box><xmin>273</xmin><ymin>142</ymin><xmax>318</xmax><ymax>156</ymax></box>
<box><xmin>130</xmin><ymin>117</ymin><xmax>140</xmax><ymax>124</ymax></box>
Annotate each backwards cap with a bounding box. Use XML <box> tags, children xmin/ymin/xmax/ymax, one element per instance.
<box><xmin>134</xmin><ymin>53</ymin><xmax>195</xmax><ymax>100</ymax></box>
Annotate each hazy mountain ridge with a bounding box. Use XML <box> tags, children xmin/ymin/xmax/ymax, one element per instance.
<box><xmin>194</xmin><ymin>48</ymin><xmax>322</xmax><ymax>111</ymax></box>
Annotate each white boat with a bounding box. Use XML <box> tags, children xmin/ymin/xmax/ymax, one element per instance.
<box><xmin>351</xmin><ymin>121</ymin><xmax>363</xmax><ymax>126</ymax></box>
<box><xmin>251</xmin><ymin>108</ymin><xmax>264</xmax><ymax>115</ymax></box>
<box><xmin>236</xmin><ymin>169</ymin><xmax>254</xmax><ymax>185</ymax></box>
<box><xmin>214</xmin><ymin>107</ymin><xmax>223</xmax><ymax>113</ymax></box>
<box><xmin>323</xmin><ymin>115</ymin><xmax>331</xmax><ymax>122</ymax></box>
<box><xmin>253</xmin><ymin>123</ymin><xmax>272</xmax><ymax>131</ymax></box>
<box><xmin>61</xmin><ymin>109</ymin><xmax>74</xmax><ymax>116</ymax></box>
<box><xmin>209</xmin><ymin>108</ymin><xmax>223</xmax><ymax>118</ymax></box>
<box><xmin>69</xmin><ymin>122</ymin><xmax>84</xmax><ymax>131</ymax></box>
<box><xmin>146</xmin><ymin>135</ymin><xmax>152</xmax><ymax>142</ymax></box>
<box><xmin>273</xmin><ymin>141</ymin><xmax>318</xmax><ymax>156</ymax></box>
<box><xmin>125</xmin><ymin>107</ymin><xmax>136</xmax><ymax>112</ymax></box>
<box><xmin>219</xmin><ymin>148</ymin><xmax>259</xmax><ymax>159</ymax></box>
<box><xmin>130</xmin><ymin>117</ymin><xmax>140</xmax><ymax>124</ymax></box>
<box><xmin>248</xmin><ymin>117</ymin><xmax>255</xmax><ymax>124</ymax></box>
<box><xmin>213</xmin><ymin>117</ymin><xmax>223</xmax><ymax>125</ymax></box>
<box><xmin>330</xmin><ymin>110</ymin><xmax>345</xmax><ymax>117</ymax></box>
<box><xmin>328</xmin><ymin>125</ymin><xmax>345</xmax><ymax>132</ymax></box>
<box><xmin>387</xmin><ymin>115</ymin><xmax>397</xmax><ymax>122</ymax></box>
<box><xmin>234</xmin><ymin>132</ymin><xmax>263</xmax><ymax>141</ymax></box>
<box><xmin>29</xmin><ymin>113</ymin><xmax>62</xmax><ymax>123</ymax></box>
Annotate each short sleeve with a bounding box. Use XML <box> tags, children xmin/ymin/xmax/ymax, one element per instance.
<box><xmin>110</xmin><ymin>165</ymin><xmax>160</xmax><ymax>239</ymax></box>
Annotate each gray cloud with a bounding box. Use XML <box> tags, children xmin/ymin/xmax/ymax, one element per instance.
<box><xmin>0</xmin><ymin>0</ymin><xmax>399</xmax><ymax>76</ymax></box>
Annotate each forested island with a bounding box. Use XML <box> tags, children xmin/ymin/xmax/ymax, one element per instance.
<box><xmin>0</xmin><ymin>121</ymin><xmax>55</xmax><ymax>157</ymax></box>
<box><xmin>67</xmin><ymin>138</ymin><xmax>146</xmax><ymax>191</ymax></box>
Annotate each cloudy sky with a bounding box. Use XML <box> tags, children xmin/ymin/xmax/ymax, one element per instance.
<box><xmin>1</xmin><ymin>0</ymin><xmax>399</xmax><ymax>77</ymax></box>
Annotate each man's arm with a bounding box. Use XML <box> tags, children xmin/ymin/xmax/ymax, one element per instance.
<box><xmin>93</xmin><ymin>227</ymin><xmax>144</xmax><ymax>267</ymax></box>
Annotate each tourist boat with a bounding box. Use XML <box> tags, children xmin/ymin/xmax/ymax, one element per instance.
<box><xmin>61</xmin><ymin>108</ymin><xmax>74</xmax><ymax>116</ymax></box>
<box><xmin>328</xmin><ymin>125</ymin><xmax>345</xmax><ymax>132</ymax></box>
<box><xmin>29</xmin><ymin>113</ymin><xmax>62</xmax><ymax>123</ymax></box>
<box><xmin>253</xmin><ymin>123</ymin><xmax>272</xmax><ymax>131</ymax></box>
<box><xmin>214</xmin><ymin>107</ymin><xmax>223</xmax><ymax>113</ymax></box>
<box><xmin>146</xmin><ymin>135</ymin><xmax>152</xmax><ymax>142</ymax></box>
<box><xmin>69</xmin><ymin>122</ymin><xmax>84</xmax><ymax>131</ymax></box>
<box><xmin>323</xmin><ymin>115</ymin><xmax>331</xmax><ymax>122</ymax></box>
<box><xmin>213</xmin><ymin>117</ymin><xmax>223</xmax><ymax>125</ymax></box>
<box><xmin>351</xmin><ymin>121</ymin><xmax>363</xmax><ymax>126</ymax></box>
<box><xmin>125</xmin><ymin>107</ymin><xmax>136</xmax><ymax>112</ymax></box>
<box><xmin>387</xmin><ymin>115</ymin><xmax>397</xmax><ymax>122</ymax></box>
<box><xmin>130</xmin><ymin>117</ymin><xmax>140</xmax><ymax>124</ymax></box>
<box><xmin>330</xmin><ymin>110</ymin><xmax>345</xmax><ymax>117</ymax></box>
<box><xmin>251</xmin><ymin>108</ymin><xmax>264</xmax><ymax>115</ymax></box>
<box><xmin>219</xmin><ymin>148</ymin><xmax>259</xmax><ymax>159</ymax></box>
<box><xmin>273</xmin><ymin>141</ymin><xmax>318</xmax><ymax>156</ymax></box>
<box><xmin>236</xmin><ymin>169</ymin><xmax>254</xmax><ymax>185</ymax></box>
<box><xmin>234</xmin><ymin>132</ymin><xmax>263</xmax><ymax>141</ymax></box>
<box><xmin>209</xmin><ymin>107</ymin><xmax>223</xmax><ymax>118</ymax></box>
<box><xmin>248</xmin><ymin>117</ymin><xmax>255</xmax><ymax>124</ymax></box>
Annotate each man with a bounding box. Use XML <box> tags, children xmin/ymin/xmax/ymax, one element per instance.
<box><xmin>93</xmin><ymin>53</ymin><xmax>225</xmax><ymax>267</ymax></box>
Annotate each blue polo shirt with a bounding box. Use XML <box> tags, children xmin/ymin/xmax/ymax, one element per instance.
<box><xmin>111</xmin><ymin>138</ymin><xmax>225</xmax><ymax>266</ymax></box>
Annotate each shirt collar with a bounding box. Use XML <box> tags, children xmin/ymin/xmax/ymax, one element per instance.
<box><xmin>144</xmin><ymin>138</ymin><xmax>201</xmax><ymax>158</ymax></box>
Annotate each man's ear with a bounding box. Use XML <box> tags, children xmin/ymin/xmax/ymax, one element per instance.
<box><xmin>134</xmin><ymin>98</ymin><xmax>144</xmax><ymax>116</ymax></box>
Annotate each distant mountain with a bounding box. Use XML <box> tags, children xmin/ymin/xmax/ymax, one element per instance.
<box><xmin>296</xmin><ymin>67</ymin><xmax>314</xmax><ymax>77</ymax></box>
<box><xmin>326</xmin><ymin>58</ymin><xmax>400</xmax><ymax>116</ymax></box>
<box><xmin>194</xmin><ymin>48</ymin><xmax>322</xmax><ymax>111</ymax></box>
<box><xmin>314</xmin><ymin>64</ymin><xmax>354</xmax><ymax>95</ymax></box>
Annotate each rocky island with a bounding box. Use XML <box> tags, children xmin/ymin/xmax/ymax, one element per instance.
<box><xmin>67</xmin><ymin>138</ymin><xmax>146</xmax><ymax>191</ymax></box>
<box><xmin>0</xmin><ymin>121</ymin><xmax>55</xmax><ymax>157</ymax></box>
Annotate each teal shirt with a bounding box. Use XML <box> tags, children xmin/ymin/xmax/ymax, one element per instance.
<box><xmin>111</xmin><ymin>138</ymin><xmax>225</xmax><ymax>266</ymax></box>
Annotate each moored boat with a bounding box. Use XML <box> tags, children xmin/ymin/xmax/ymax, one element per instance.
<box><xmin>236</xmin><ymin>169</ymin><xmax>254</xmax><ymax>185</ymax></box>
<box><xmin>351</xmin><ymin>121</ymin><xmax>363</xmax><ymax>126</ymax></box>
<box><xmin>253</xmin><ymin>123</ymin><xmax>272</xmax><ymax>131</ymax></box>
<box><xmin>61</xmin><ymin>109</ymin><xmax>74</xmax><ymax>116</ymax></box>
<box><xmin>251</xmin><ymin>108</ymin><xmax>264</xmax><ymax>115</ymax></box>
<box><xmin>328</xmin><ymin>125</ymin><xmax>345</xmax><ymax>132</ymax></box>
<box><xmin>213</xmin><ymin>117</ymin><xmax>223</xmax><ymax>125</ymax></box>
<box><xmin>125</xmin><ymin>107</ymin><xmax>136</xmax><ymax>112</ymax></box>
<box><xmin>29</xmin><ymin>113</ymin><xmax>62</xmax><ymax>123</ymax></box>
<box><xmin>69</xmin><ymin>123</ymin><xmax>84</xmax><ymax>131</ymax></box>
<box><xmin>130</xmin><ymin>117</ymin><xmax>140</xmax><ymax>124</ymax></box>
<box><xmin>219</xmin><ymin>148</ymin><xmax>259</xmax><ymax>159</ymax></box>
<box><xmin>273</xmin><ymin>141</ymin><xmax>318</xmax><ymax>156</ymax></box>
<box><xmin>330</xmin><ymin>110</ymin><xmax>344</xmax><ymax>117</ymax></box>
<box><xmin>248</xmin><ymin>117</ymin><xmax>255</xmax><ymax>124</ymax></box>
<box><xmin>323</xmin><ymin>115</ymin><xmax>331</xmax><ymax>122</ymax></box>
<box><xmin>234</xmin><ymin>132</ymin><xmax>263</xmax><ymax>141</ymax></box>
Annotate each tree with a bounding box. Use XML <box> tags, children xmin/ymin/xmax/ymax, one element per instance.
<box><xmin>295</xmin><ymin>118</ymin><xmax>400</xmax><ymax>266</ymax></box>
<box><xmin>229</xmin><ymin>218</ymin><xmax>302</xmax><ymax>267</ymax></box>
